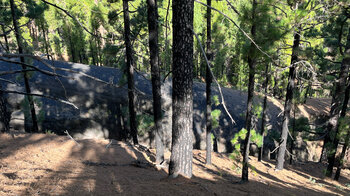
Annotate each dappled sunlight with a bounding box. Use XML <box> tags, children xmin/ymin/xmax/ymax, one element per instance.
<box><xmin>0</xmin><ymin>134</ymin><xmax>349</xmax><ymax>195</ymax></box>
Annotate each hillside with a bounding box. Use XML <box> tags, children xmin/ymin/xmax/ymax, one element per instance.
<box><xmin>0</xmin><ymin>133</ymin><xmax>349</xmax><ymax>195</ymax></box>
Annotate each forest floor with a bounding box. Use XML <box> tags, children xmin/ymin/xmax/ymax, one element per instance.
<box><xmin>0</xmin><ymin>133</ymin><xmax>349</xmax><ymax>196</ymax></box>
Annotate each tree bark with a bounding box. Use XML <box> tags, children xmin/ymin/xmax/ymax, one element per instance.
<box><xmin>325</xmin><ymin>27</ymin><xmax>350</xmax><ymax>177</ymax></box>
<box><xmin>41</xmin><ymin>22</ymin><xmax>50</xmax><ymax>59</ymax></box>
<box><xmin>1</xmin><ymin>25</ymin><xmax>10</xmax><ymax>52</ymax></box>
<box><xmin>0</xmin><ymin>82</ymin><xmax>10</xmax><ymax>133</ymax></box>
<box><xmin>242</xmin><ymin>0</ymin><xmax>257</xmax><ymax>182</ymax></box>
<box><xmin>205</xmin><ymin>0</ymin><xmax>213</xmax><ymax>165</ymax></box>
<box><xmin>169</xmin><ymin>0</ymin><xmax>194</xmax><ymax>178</ymax></box>
<box><xmin>123</xmin><ymin>0</ymin><xmax>138</xmax><ymax>145</ymax></box>
<box><xmin>147</xmin><ymin>0</ymin><xmax>164</xmax><ymax>164</ymax></box>
<box><xmin>258</xmin><ymin>63</ymin><xmax>269</xmax><ymax>161</ymax></box>
<box><xmin>334</xmin><ymin>80</ymin><xmax>350</xmax><ymax>181</ymax></box>
<box><xmin>276</xmin><ymin>27</ymin><xmax>301</xmax><ymax>170</ymax></box>
<box><xmin>10</xmin><ymin>0</ymin><xmax>39</xmax><ymax>133</ymax></box>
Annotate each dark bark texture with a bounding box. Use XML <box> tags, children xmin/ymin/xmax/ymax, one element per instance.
<box><xmin>169</xmin><ymin>0</ymin><xmax>194</xmax><ymax>178</ymax></box>
<box><xmin>10</xmin><ymin>0</ymin><xmax>39</xmax><ymax>133</ymax></box>
<box><xmin>147</xmin><ymin>0</ymin><xmax>164</xmax><ymax>164</ymax></box>
<box><xmin>325</xmin><ymin>26</ymin><xmax>350</xmax><ymax>177</ymax></box>
<box><xmin>258</xmin><ymin>63</ymin><xmax>269</xmax><ymax>161</ymax></box>
<box><xmin>242</xmin><ymin>0</ymin><xmax>257</xmax><ymax>182</ymax></box>
<box><xmin>334</xmin><ymin>80</ymin><xmax>350</xmax><ymax>180</ymax></box>
<box><xmin>276</xmin><ymin>28</ymin><xmax>300</xmax><ymax>170</ymax></box>
<box><xmin>205</xmin><ymin>0</ymin><xmax>212</xmax><ymax>165</ymax></box>
<box><xmin>123</xmin><ymin>0</ymin><xmax>138</xmax><ymax>145</ymax></box>
<box><xmin>0</xmin><ymin>82</ymin><xmax>10</xmax><ymax>132</ymax></box>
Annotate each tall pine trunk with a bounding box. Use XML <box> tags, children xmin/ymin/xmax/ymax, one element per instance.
<box><xmin>242</xmin><ymin>0</ymin><xmax>257</xmax><ymax>182</ymax></box>
<box><xmin>169</xmin><ymin>0</ymin><xmax>194</xmax><ymax>178</ymax></box>
<box><xmin>147</xmin><ymin>0</ymin><xmax>164</xmax><ymax>164</ymax></box>
<box><xmin>258</xmin><ymin>63</ymin><xmax>270</xmax><ymax>161</ymax></box>
<box><xmin>334</xmin><ymin>80</ymin><xmax>350</xmax><ymax>180</ymax></box>
<box><xmin>123</xmin><ymin>0</ymin><xmax>138</xmax><ymax>145</ymax></box>
<box><xmin>276</xmin><ymin>27</ymin><xmax>300</xmax><ymax>170</ymax></box>
<box><xmin>205</xmin><ymin>0</ymin><xmax>213</xmax><ymax>165</ymax></box>
<box><xmin>10</xmin><ymin>0</ymin><xmax>39</xmax><ymax>133</ymax></box>
<box><xmin>325</xmin><ymin>27</ymin><xmax>350</xmax><ymax>177</ymax></box>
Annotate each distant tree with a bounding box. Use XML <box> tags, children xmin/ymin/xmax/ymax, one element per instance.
<box><xmin>258</xmin><ymin>63</ymin><xmax>270</xmax><ymax>161</ymax></box>
<box><xmin>276</xmin><ymin>25</ymin><xmax>300</xmax><ymax>170</ymax></box>
<box><xmin>123</xmin><ymin>0</ymin><xmax>138</xmax><ymax>145</ymax></box>
<box><xmin>9</xmin><ymin>0</ymin><xmax>40</xmax><ymax>133</ymax></box>
<box><xmin>334</xmin><ymin>79</ymin><xmax>350</xmax><ymax>181</ymax></box>
<box><xmin>241</xmin><ymin>0</ymin><xmax>257</xmax><ymax>182</ymax></box>
<box><xmin>169</xmin><ymin>0</ymin><xmax>194</xmax><ymax>178</ymax></box>
<box><xmin>325</xmin><ymin>25</ymin><xmax>350</xmax><ymax>177</ymax></box>
<box><xmin>147</xmin><ymin>0</ymin><xmax>164</xmax><ymax>164</ymax></box>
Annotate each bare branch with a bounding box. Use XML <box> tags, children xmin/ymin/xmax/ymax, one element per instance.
<box><xmin>195</xmin><ymin>0</ymin><xmax>279</xmax><ymax>67</ymax></box>
<box><xmin>40</xmin><ymin>0</ymin><xmax>108</xmax><ymax>39</ymax></box>
<box><xmin>0</xmin><ymin>89</ymin><xmax>78</xmax><ymax>109</ymax></box>
<box><xmin>192</xmin><ymin>28</ymin><xmax>236</xmax><ymax>125</ymax></box>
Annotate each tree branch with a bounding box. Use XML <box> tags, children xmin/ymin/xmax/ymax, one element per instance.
<box><xmin>0</xmin><ymin>89</ymin><xmax>78</xmax><ymax>109</ymax></box>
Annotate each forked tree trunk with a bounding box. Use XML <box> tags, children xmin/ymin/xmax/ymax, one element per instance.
<box><xmin>123</xmin><ymin>0</ymin><xmax>138</xmax><ymax>145</ymax></box>
<box><xmin>334</xmin><ymin>81</ymin><xmax>350</xmax><ymax>181</ymax></box>
<box><xmin>325</xmin><ymin>27</ymin><xmax>350</xmax><ymax>177</ymax></box>
<box><xmin>205</xmin><ymin>0</ymin><xmax>213</xmax><ymax>165</ymax></box>
<box><xmin>169</xmin><ymin>0</ymin><xmax>194</xmax><ymax>178</ymax></box>
<box><xmin>10</xmin><ymin>0</ymin><xmax>39</xmax><ymax>133</ymax></box>
<box><xmin>276</xmin><ymin>27</ymin><xmax>301</xmax><ymax>170</ymax></box>
<box><xmin>147</xmin><ymin>0</ymin><xmax>164</xmax><ymax>164</ymax></box>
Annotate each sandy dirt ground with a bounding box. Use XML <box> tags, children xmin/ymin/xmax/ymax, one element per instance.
<box><xmin>0</xmin><ymin>133</ymin><xmax>349</xmax><ymax>196</ymax></box>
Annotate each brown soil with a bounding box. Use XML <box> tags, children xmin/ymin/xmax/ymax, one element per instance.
<box><xmin>0</xmin><ymin>133</ymin><xmax>349</xmax><ymax>196</ymax></box>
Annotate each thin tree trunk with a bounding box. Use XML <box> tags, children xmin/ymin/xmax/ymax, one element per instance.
<box><xmin>334</xmin><ymin>80</ymin><xmax>350</xmax><ymax>180</ymax></box>
<box><xmin>205</xmin><ymin>0</ymin><xmax>213</xmax><ymax>165</ymax></box>
<box><xmin>41</xmin><ymin>23</ymin><xmax>50</xmax><ymax>59</ymax></box>
<box><xmin>290</xmin><ymin>101</ymin><xmax>296</xmax><ymax>164</ymax></box>
<box><xmin>147</xmin><ymin>0</ymin><xmax>164</xmax><ymax>164</ymax></box>
<box><xmin>169</xmin><ymin>0</ymin><xmax>194</xmax><ymax>178</ymax></box>
<box><xmin>123</xmin><ymin>0</ymin><xmax>138</xmax><ymax>145</ymax></box>
<box><xmin>258</xmin><ymin>63</ymin><xmax>269</xmax><ymax>161</ymax></box>
<box><xmin>10</xmin><ymin>0</ymin><xmax>39</xmax><ymax>133</ymax></box>
<box><xmin>325</xmin><ymin>27</ymin><xmax>350</xmax><ymax>177</ymax></box>
<box><xmin>242</xmin><ymin>0</ymin><xmax>257</xmax><ymax>182</ymax></box>
<box><xmin>1</xmin><ymin>25</ymin><xmax>10</xmax><ymax>52</ymax></box>
<box><xmin>276</xmin><ymin>27</ymin><xmax>301</xmax><ymax>170</ymax></box>
<box><xmin>0</xmin><ymin>82</ymin><xmax>10</xmax><ymax>133</ymax></box>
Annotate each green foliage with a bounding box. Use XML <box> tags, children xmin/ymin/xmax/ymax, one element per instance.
<box><xmin>136</xmin><ymin>113</ymin><xmax>154</xmax><ymax>136</ymax></box>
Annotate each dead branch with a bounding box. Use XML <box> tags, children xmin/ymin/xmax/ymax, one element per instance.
<box><xmin>192</xmin><ymin>28</ymin><xmax>236</xmax><ymax>125</ymax></box>
<box><xmin>0</xmin><ymin>89</ymin><xmax>78</xmax><ymax>109</ymax></box>
<box><xmin>64</xmin><ymin>130</ymin><xmax>80</xmax><ymax>145</ymax></box>
<box><xmin>271</xmin><ymin>139</ymin><xmax>284</xmax><ymax>154</ymax></box>
<box><xmin>195</xmin><ymin>0</ymin><xmax>279</xmax><ymax>67</ymax></box>
<box><xmin>40</xmin><ymin>0</ymin><xmax>108</xmax><ymax>39</ymax></box>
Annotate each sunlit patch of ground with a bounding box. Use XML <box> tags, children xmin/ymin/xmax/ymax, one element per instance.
<box><xmin>0</xmin><ymin>133</ymin><xmax>349</xmax><ymax>195</ymax></box>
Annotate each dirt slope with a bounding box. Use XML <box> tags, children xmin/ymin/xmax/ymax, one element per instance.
<box><xmin>0</xmin><ymin>133</ymin><xmax>349</xmax><ymax>196</ymax></box>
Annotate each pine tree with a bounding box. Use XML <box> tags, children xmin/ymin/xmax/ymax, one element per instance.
<box><xmin>169</xmin><ymin>0</ymin><xmax>194</xmax><ymax>178</ymax></box>
<box><xmin>205</xmin><ymin>0</ymin><xmax>213</xmax><ymax>165</ymax></box>
<box><xmin>147</xmin><ymin>0</ymin><xmax>164</xmax><ymax>164</ymax></box>
<box><xmin>123</xmin><ymin>0</ymin><xmax>138</xmax><ymax>145</ymax></box>
<box><xmin>9</xmin><ymin>0</ymin><xmax>39</xmax><ymax>133</ymax></box>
